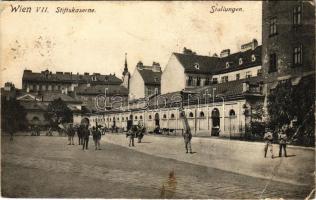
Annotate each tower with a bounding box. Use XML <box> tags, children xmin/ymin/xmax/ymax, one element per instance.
<box><xmin>122</xmin><ymin>53</ymin><xmax>130</xmax><ymax>90</ymax></box>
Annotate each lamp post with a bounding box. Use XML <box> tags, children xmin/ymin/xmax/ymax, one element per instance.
<box><xmin>216</xmin><ymin>95</ymin><xmax>225</xmax><ymax>137</ymax></box>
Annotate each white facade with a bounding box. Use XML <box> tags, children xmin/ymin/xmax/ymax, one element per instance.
<box><xmin>161</xmin><ymin>54</ymin><xmax>186</xmax><ymax>94</ymax></box>
<box><xmin>213</xmin><ymin>66</ymin><xmax>262</xmax><ymax>83</ymax></box>
<box><xmin>129</xmin><ymin>68</ymin><xmax>145</xmax><ymax>100</ymax></box>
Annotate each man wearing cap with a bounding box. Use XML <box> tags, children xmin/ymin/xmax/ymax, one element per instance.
<box><xmin>263</xmin><ymin>127</ymin><xmax>274</xmax><ymax>159</ymax></box>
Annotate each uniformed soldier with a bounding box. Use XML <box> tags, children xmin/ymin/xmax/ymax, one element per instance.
<box><xmin>263</xmin><ymin>127</ymin><xmax>274</xmax><ymax>159</ymax></box>
<box><xmin>278</xmin><ymin>125</ymin><xmax>288</xmax><ymax>157</ymax></box>
<box><xmin>127</xmin><ymin>125</ymin><xmax>137</xmax><ymax>147</ymax></box>
<box><xmin>67</xmin><ymin>123</ymin><xmax>75</xmax><ymax>145</ymax></box>
<box><xmin>82</xmin><ymin>125</ymin><xmax>90</xmax><ymax>150</ymax></box>
<box><xmin>180</xmin><ymin>110</ymin><xmax>193</xmax><ymax>154</ymax></box>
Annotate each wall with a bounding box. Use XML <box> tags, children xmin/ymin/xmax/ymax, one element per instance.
<box><xmin>161</xmin><ymin>54</ymin><xmax>186</xmax><ymax>94</ymax></box>
<box><xmin>129</xmin><ymin>68</ymin><xmax>145</xmax><ymax>99</ymax></box>
<box><xmin>213</xmin><ymin>66</ymin><xmax>262</xmax><ymax>83</ymax></box>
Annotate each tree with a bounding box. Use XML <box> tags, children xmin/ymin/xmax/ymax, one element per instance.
<box><xmin>267</xmin><ymin>77</ymin><xmax>315</xmax><ymax>146</ymax></box>
<box><xmin>44</xmin><ymin>98</ymin><xmax>73</xmax><ymax>129</ymax></box>
<box><xmin>1</xmin><ymin>99</ymin><xmax>27</xmax><ymax>132</ymax></box>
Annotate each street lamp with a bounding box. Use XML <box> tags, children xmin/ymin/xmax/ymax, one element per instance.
<box><xmin>216</xmin><ymin>95</ymin><xmax>225</xmax><ymax>137</ymax></box>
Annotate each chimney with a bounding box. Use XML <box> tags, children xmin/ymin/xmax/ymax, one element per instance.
<box><xmin>241</xmin><ymin>39</ymin><xmax>258</xmax><ymax>52</ymax></box>
<box><xmin>220</xmin><ymin>49</ymin><xmax>230</xmax><ymax>58</ymax></box>
<box><xmin>84</xmin><ymin>72</ymin><xmax>89</xmax><ymax>75</ymax></box>
<box><xmin>136</xmin><ymin>61</ymin><xmax>143</xmax><ymax>69</ymax></box>
<box><xmin>152</xmin><ymin>62</ymin><xmax>161</xmax><ymax>72</ymax></box>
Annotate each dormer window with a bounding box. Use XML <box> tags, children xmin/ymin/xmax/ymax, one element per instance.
<box><xmin>226</xmin><ymin>62</ymin><xmax>230</xmax><ymax>68</ymax></box>
<box><xmin>251</xmin><ymin>54</ymin><xmax>256</xmax><ymax>62</ymax></box>
<box><xmin>239</xmin><ymin>58</ymin><xmax>243</xmax><ymax>65</ymax></box>
<box><xmin>92</xmin><ymin>76</ymin><xmax>97</xmax><ymax>81</ymax></box>
<box><xmin>193</xmin><ymin>63</ymin><xmax>200</xmax><ymax>70</ymax></box>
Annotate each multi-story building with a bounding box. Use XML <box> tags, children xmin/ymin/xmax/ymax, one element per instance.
<box><xmin>261</xmin><ymin>0</ymin><xmax>315</xmax><ymax>119</ymax></box>
<box><xmin>129</xmin><ymin>61</ymin><xmax>162</xmax><ymax>100</ymax></box>
<box><xmin>161</xmin><ymin>39</ymin><xmax>262</xmax><ymax>94</ymax></box>
<box><xmin>22</xmin><ymin>69</ymin><xmax>123</xmax><ymax>94</ymax></box>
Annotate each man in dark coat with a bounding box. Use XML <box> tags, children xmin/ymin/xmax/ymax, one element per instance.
<box><xmin>127</xmin><ymin>125</ymin><xmax>137</xmax><ymax>147</ymax></box>
<box><xmin>77</xmin><ymin>125</ymin><xmax>83</xmax><ymax>145</ymax></box>
<box><xmin>82</xmin><ymin>125</ymin><xmax>90</xmax><ymax>150</ymax></box>
<box><xmin>92</xmin><ymin>126</ymin><xmax>102</xmax><ymax>150</ymax></box>
<box><xmin>67</xmin><ymin>123</ymin><xmax>75</xmax><ymax>145</ymax></box>
<box><xmin>278</xmin><ymin>125</ymin><xmax>288</xmax><ymax>157</ymax></box>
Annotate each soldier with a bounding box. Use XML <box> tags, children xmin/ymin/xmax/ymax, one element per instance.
<box><xmin>180</xmin><ymin>110</ymin><xmax>193</xmax><ymax>154</ymax></box>
<box><xmin>127</xmin><ymin>125</ymin><xmax>137</xmax><ymax>147</ymax></box>
<box><xmin>278</xmin><ymin>125</ymin><xmax>288</xmax><ymax>157</ymax></box>
<box><xmin>263</xmin><ymin>127</ymin><xmax>274</xmax><ymax>159</ymax></box>
<box><xmin>82</xmin><ymin>125</ymin><xmax>90</xmax><ymax>150</ymax></box>
<box><xmin>67</xmin><ymin>123</ymin><xmax>75</xmax><ymax>145</ymax></box>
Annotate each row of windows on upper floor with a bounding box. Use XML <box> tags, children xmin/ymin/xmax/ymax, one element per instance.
<box><xmin>269</xmin><ymin>4</ymin><xmax>302</xmax><ymax>37</ymax></box>
<box><xmin>268</xmin><ymin>45</ymin><xmax>303</xmax><ymax>73</ymax></box>
<box><xmin>91</xmin><ymin>109</ymin><xmax>237</xmax><ymax>123</ymax></box>
<box><xmin>186</xmin><ymin>69</ymin><xmax>262</xmax><ymax>87</ymax></box>
<box><xmin>24</xmin><ymin>84</ymin><xmax>71</xmax><ymax>92</ymax></box>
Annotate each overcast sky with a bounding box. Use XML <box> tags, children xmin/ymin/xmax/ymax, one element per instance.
<box><xmin>0</xmin><ymin>1</ymin><xmax>262</xmax><ymax>88</ymax></box>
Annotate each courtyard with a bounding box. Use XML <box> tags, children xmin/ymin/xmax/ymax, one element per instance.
<box><xmin>1</xmin><ymin>133</ymin><xmax>315</xmax><ymax>199</ymax></box>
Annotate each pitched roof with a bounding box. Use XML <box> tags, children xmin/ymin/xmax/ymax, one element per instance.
<box><xmin>17</xmin><ymin>92</ymin><xmax>82</xmax><ymax>103</ymax></box>
<box><xmin>22</xmin><ymin>70</ymin><xmax>122</xmax><ymax>85</ymax></box>
<box><xmin>173</xmin><ymin>53</ymin><xmax>220</xmax><ymax>74</ymax></box>
<box><xmin>138</xmin><ymin>68</ymin><xmax>162</xmax><ymax>85</ymax></box>
<box><xmin>173</xmin><ymin>45</ymin><xmax>262</xmax><ymax>74</ymax></box>
<box><xmin>75</xmin><ymin>84</ymin><xmax>129</xmax><ymax>96</ymax></box>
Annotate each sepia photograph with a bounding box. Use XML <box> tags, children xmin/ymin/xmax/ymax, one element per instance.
<box><xmin>0</xmin><ymin>1</ymin><xmax>315</xmax><ymax>199</ymax></box>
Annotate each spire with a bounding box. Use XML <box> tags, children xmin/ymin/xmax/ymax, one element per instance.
<box><xmin>123</xmin><ymin>53</ymin><xmax>128</xmax><ymax>75</ymax></box>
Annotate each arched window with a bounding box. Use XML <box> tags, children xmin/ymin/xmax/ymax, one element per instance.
<box><xmin>229</xmin><ymin>109</ymin><xmax>236</xmax><ymax>117</ymax></box>
<box><xmin>109</xmin><ymin>118</ymin><xmax>111</xmax><ymax>122</ymax></box>
<box><xmin>251</xmin><ymin>54</ymin><xmax>256</xmax><ymax>62</ymax></box>
<box><xmin>135</xmin><ymin>116</ymin><xmax>138</xmax><ymax>120</ymax></box>
<box><xmin>126</xmin><ymin>117</ymin><xmax>128</xmax><ymax>121</ymax></box>
<box><xmin>163</xmin><ymin>114</ymin><xmax>167</xmax><ymax>119</ymax></box>
<box><xmin>180</xmin><ymin>111</ymin><xmax>185</xmax><ymax>117</ymax></box>
<box><xmin>189</xmin><ymin>112</ymin><xmax>194</xmax><ymax>118</ymax></box>
<box><xmin>239</xmin><ymin>58</ymin><xmax>243</xmax><ymax>65</ymax></box>
<box><xmin>117</xmin><ymin>118</ymin><xmax>119</xmax><ymax>121</ymax></box>
<box><xmin>200</xmin><ymin>111</ymin><xmax>205</xmax><ymax>117</ymax></box>
<box><xmin>122</xmin><ymin>117</ymin><xmax>124</xmax><ymax>121</ymax></box>
<box><xmin>140</xmin><ymin>116</ymin><xmax>143</xmax><ymax>120</ymax></box>
<box><xmin>149</xmin><ymin>115</ymin><xmax>152</xmax><ymax>120</ymax></box>
<box><xmin>170</xmin><ymin>113</ymin><xmax>175</xmax><ymax>119</ymax></box>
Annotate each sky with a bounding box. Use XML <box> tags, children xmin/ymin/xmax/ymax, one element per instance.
<box><xmin>0</xmin><ymin>1</ymin><xmax>262</xmax><ymax>88</ymax></box>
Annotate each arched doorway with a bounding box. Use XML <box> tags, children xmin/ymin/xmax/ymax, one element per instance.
<box><xmin>154</xmin><ymin>113</ymin><xmax>160</xmax><ymax>127</ymax></box>
<box><xmin>211</xmin><ymin>108</ymin><xmax>220</xmax><ymax>136</ymax></box>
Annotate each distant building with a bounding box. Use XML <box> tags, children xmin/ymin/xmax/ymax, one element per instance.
<box><xmin>22</xmin><ymin>69</ymin><xmax>122</xmax><ymax>94</ymax></box>
<box><xmin>161</xmin><ymin>40</ymin><xmax>262</xmax><ymax>94</ymax></box>
<box><xmin>1</xmin><ymin>82</ymin><xmax>17</xmax><ymax>101</ymax></box>
<box><xmin>129</xmin><ymin>61</ymin><xmax>162</xmax><ymax>100</ymax></box>
<box><xmin>121</xmin><ymin>53</ymin><xmax>131</xmax><ymax>90</ymax></box>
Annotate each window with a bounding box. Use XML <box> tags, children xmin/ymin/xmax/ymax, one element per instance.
<box><xmin>122</xmin><ymin>117</ymin><xmax>124</xmax><ymax>121</ymax></box>
<box><xmin>257</xmin><ymin>69</ymin><xmax>262</xmax><ymax>76</ymax></box>
<box><xmin>135</xmin><ymin>116</ymin><xmax>138</xmax><ymax>120</ymax></box>
<box><xmin>226</xmin><ymin>62</ymin><xmax>230</xmax><ymax>68</ymax></box>
<box><xmin>293</xmin><ymin>45</ymin><xmax>303</xmax><ymax>65</ymax></box>
<box><xmin>163</xmin><ymin>114</ymin><xmax>167</xmax><ymax>119</ymax></box>
<box><xmin>269</xmin><ymin>53</ymin><xmax>277</xmax><ymax>73</ymax></box>
<box><xmin>155</xmin><ymin>88</ymin><xmax>159</xmax><ymax>94</ymax></box>
<box><xmin>251</xmin><ymin>54</ymin><xmax>256</xmax><ymax>62</ymax></box>
<box><xmin>140</xmin><ymin>116</ymin><xmax>143</xmax><ymax>120</ymax></box>
<box><xmin>205</xmin><ymin>78</ymin><xmax>211</xmax><ymax>86</ymax></box>
<box><xmin>221</xmin><ymin>76</ymin><xmax>228</xmax><ymax>83</ymax></box>
<box><xmin>236</xmin><ymin>74</ymin><xmax>240</xmax><ymax>80</ymax></box>
<box><xmin>197</xmin><ymin>77</ymin><xmax>201</xmax><ymax>86</ymax></box>
<box><xmin>193</xmin><ymin>63</ymin><xmax>200</xmax><ymax>70</ymax></box>
<box><xmin>239</xmin><ymin>58</ymin><xmax>243</xmax><ymax>65</ymax></box>
<box><xmin>269</xmin><ymin>17</ymin><xmax>277</xmax><ymax>36</ymax></box>
<box><xmin>170</xmin><ymin>114</ymin><xmax>175</xmax><ymax>119</ymax></box>
<box><xmin>246</xmin><ymin>71</ymin><xmax>252</xmax><ymax>78</ymax></box>
<box><xmin>187</xmin><ymin>76</ymin><xmax>193</xmax><ymax>86</ymax></box>
<box><xmin>229</xmin><ymin>109</ymin><xmax>236</xmax><ymax>118</ymax></box>
<box><xmin>212</xmin><ymin>78</ymin><xmax>218</xmax><ymax>84</ymax></box>
<box><xmin>293</xmin><ymin>5</ymin><xmax>302</xmax><ymax>26</ymax></box>
<box><xmin>148</xmin><ymin>115</ymin><xmax>152</xmax><ymax>120</ymax></box>
<box><xmin>189</xmin><ymin>112</ymin><xmax>194</xmax><ymax>118</ymax></box>
<box><xmin>200</xmin><ymin>111</ymin><xmax>205</xmax><ymax>118</ymax></box>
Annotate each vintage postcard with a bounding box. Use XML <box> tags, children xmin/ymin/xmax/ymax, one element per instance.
<box><xmin>0</xmin><ymin>1</ymin><xmax>315</xmax><ymax>199</ymax></box>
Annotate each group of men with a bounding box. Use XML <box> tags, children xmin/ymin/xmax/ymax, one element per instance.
<box><xmin>66</xmin><ymin>124</ymin><xmax>102</xmax><ymax>150</ymax></box>
<box><xmin>126</xmin><ymin>122</ymin><xmax>145</xmax><ymax>147</ymax></box>
<box><xmin>263</xmin><ymin>125</ymin><xmax>290</xmax><ymax>159</ymax></box>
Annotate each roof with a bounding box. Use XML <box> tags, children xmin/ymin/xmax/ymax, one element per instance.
<box><xmin>19</xmin><ymin>101</ymin><xmax>48</xmax><ymax>111</ymax></box>
<box><xmin>174</xmin><ymin>53</ymin><xmax>221</xmax><ymax>74</ymax></box>
<box><xmin>173</xmin><ymin>45</ymin><xmax>262</xmax><ymax>74</ymax></box>
<box><xmin>138</xmin><ymin>68</ymin><xmax>162</xmax><ymax>85</ymax></box>
<box><xmin>75</xmin><ymin>85</ymin><xmax>129</xmax><ymax>96</ymax></box>
<box><xmin>16</xmin><ymin>92</ymin><xmax>82</xmax><ymax>104</ymax></box>
<box><xmin>22</xmin><ymin>70</ymin><xmax>122</xmax><ymax>85</ymax></box>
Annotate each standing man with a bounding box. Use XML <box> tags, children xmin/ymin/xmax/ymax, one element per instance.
<box><xmin>67</xmin><ymin>123</ymin><xmax>75</xmax><ymax>145</ymax></box>
<box><xmin>82</xmin><ymin>125</ymin><xmax>90</xmax><ymax>150</ymax></box>
<box><xmin>263</xmin><ymin>127</ymin><xmax>274</xmax><ymax>158</ymax></box>
<box><xmin>92</xmin><ymin>126</ymin><xmax>102</xmax><ymax>150</ymax></box>
<box><xmin>278</xmin><ymin>125</ymin><xmax>288</xmax><ymax>157</ymax></box>
<box><xmin>127</xmin><ymin>125</ymin><xmax>137</xmax><ymax>147</ymax></box>
<box><xmin>180</xmin><ymin>110</ymin><xmax>193</xmax><ymax>154</ymax></box>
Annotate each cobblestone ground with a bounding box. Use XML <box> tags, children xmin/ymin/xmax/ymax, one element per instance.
<box><xmin>1</xmin><ymin>135</ymin><xmax>314</xmax><ymax>199</ymax></box>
